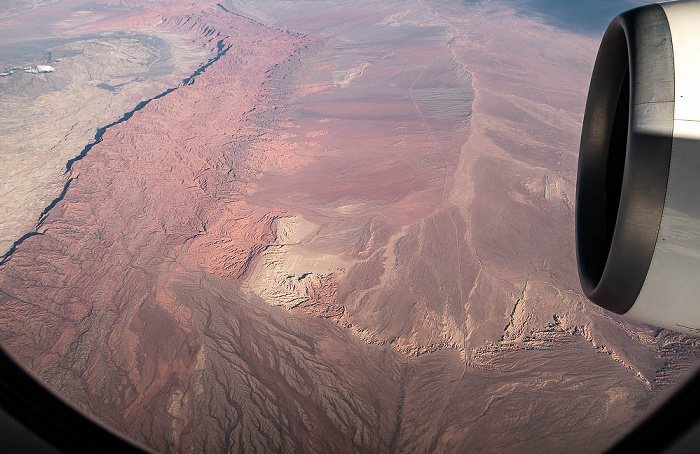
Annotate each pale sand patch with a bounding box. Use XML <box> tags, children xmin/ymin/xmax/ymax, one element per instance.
<box><xmin>244</xmin><ymin>215</ymin><xmax>348</xmax><ymax>309</ymax></box>
<box><xmin>337</xmin><ymin>203</ymin><xmax>365</xmax><ymax>215</ymax></box>
<box><xmin>305</xmin><ymin>129</ymin><xmax>327</xmax><ymax>138</ymax></box>
<box><xmin>274</xmin><ymin>215</ymin><xmax>318</xmax><ymax>244</ymax></box>
<box><xmin>333</xmin><ymin>61</ymin><xmax>370</xmax><ymax>88</ymax></box>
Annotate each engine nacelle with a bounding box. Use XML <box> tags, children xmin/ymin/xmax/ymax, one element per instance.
<box><xmin>576</xmin><ymin>0</ymin><xmax>700</xmax><ymax>335</ymax></box>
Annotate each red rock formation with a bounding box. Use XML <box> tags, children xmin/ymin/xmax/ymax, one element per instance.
<box><xmin>0</xmin><ymin>5</ymin><xmax>405</xmax><ymax>453</ymax></box>
<box><xmin>297</xmin><ymin>274</ymin><xmax>344</xmax><ymax>319</ymax></box>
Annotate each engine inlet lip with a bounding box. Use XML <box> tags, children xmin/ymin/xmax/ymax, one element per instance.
<box><xmin>576</xmin><ymin>3</ymin><xmax>675</xmax><ymax>314</ymax></box>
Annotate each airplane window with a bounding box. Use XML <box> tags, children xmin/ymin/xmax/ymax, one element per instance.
<box><xmin>0</xmin><ymin>0</ymin><xmax>697</xmax><ymax>453</ymax></box>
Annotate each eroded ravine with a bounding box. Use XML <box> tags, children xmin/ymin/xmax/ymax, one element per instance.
<box><xmin>1</xmin><ymin>43</ymin><xmax>230</xmax><ymax>266</ymax></box>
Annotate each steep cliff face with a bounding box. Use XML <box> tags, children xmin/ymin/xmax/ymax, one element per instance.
<box><xmin>0</xmin><ymin>1</ymin><xmax>212</xmax><ymax>257</ymax></box>
<box><xmin>0</xmin><ymin>0</ymin><xmax>698</xmax><ymax>453</ymax></box>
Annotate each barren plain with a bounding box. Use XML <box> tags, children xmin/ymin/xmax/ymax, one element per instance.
<box><xmin>0</xmin><ymin>0</ymin><xmax>697</xmax><ymax>453</ymax></box>
<box><xmin>0</xmin><ymin>0</ymin><xmax>212</xmax><ymax>256</ymax></box>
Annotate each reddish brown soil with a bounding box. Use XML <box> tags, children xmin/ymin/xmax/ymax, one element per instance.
<box><xmin>1</xmin><ymin>5</ymin><xmax>404</xmax><ymax>452</ymax></box>
<box><xmin>0</xmin><ymin>0</ymin><xmax>698</xmax><ymax>453</ymax></box>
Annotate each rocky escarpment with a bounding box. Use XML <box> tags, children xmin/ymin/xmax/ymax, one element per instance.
<box><xmin>0</xmin><ymin>9</ymin><xmax>212</xmax><ymax>256</ymax></box>
<box><xmin>244</xmin><ymin>216</ymin><xmax>346</xmax><ymax>311</ymax></box>
<box><xmin>0</xmin><ymin>5</ymin><xmax>404</xmax><ymax>453</ymax></box>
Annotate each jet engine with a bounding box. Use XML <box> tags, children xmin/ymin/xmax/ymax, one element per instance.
<box><xmin>576</xmin><ymin>0</ymin><xmax>700</xmax><ymax>335</ymax></box>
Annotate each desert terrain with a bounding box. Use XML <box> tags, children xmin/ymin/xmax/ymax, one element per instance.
<box><xmin>0</xmin><ymin>0</ymin><xmax>697</xmax><ymax>453</ymax></box>
<box><xmin>0</xmin><ymin>0</ymin><xmax>213</xmax><ymax>256</ymax></box>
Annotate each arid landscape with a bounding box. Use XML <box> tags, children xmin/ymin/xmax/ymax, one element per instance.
<box><xmin>0</xmin><ymin>0</ymin><xmax>698</xmax><ymax>452</ymax></box>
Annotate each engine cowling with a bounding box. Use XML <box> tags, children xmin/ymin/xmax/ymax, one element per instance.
<box><xmin>576</xmin><ymin>0</ymin><xmax>700</xmax><ymax>335</ymax></box>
